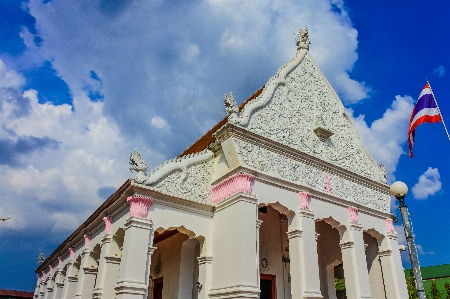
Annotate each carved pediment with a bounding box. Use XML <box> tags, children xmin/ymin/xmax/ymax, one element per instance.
<box><xmin>227</xmin><ymin>49</ymin><xmax>383</xmax><ymax>183</ymax></box>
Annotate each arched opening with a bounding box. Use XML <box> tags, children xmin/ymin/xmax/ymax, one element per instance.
<box><xmin>363</xmin><ymin>230</ymin><xmax>386</xmax><ymax>299</ymax></box>
<box><xmin>258</xmin><ymin>203</ymin><xmax>293</xmax><ymax>299</ymax></box>
<box><xmin>316</xmin><ymin>219</ymin><xmax>345</xmax><ymax>299</ymax></box>
<box><xmin>148</xmin><ymin>227</ymin><xmax>201</xmax><ymax>299</ymax></box>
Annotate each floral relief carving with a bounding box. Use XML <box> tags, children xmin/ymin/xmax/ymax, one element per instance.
<box><xmin>231</xmin><ymin>52</ymin><xmax>383</xmax><ymax>183</ymax></box>
<box><xmin>152</xmin><ymin>159</ymin><xmax>214</xmax><ymax>205</ymax></box>
<box><xmin>235</xmin><ymin>139</ymin><xmax>390</xmax><ymax>212</ymax></box>
<box><xmin>130</xmin><ymin>149</ymin><xmax>215</xmax><ymax>205</ymax></box>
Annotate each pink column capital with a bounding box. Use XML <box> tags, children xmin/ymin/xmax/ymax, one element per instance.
<box><xmin>69</xmin><ymin>247</ymin><xmax>75</xmax><ymax>260</ymax></box>
<box><xmin>103</xmin><ymin>216</ymin><xmax>113</xmax><ymax>234</ymax></box>
<box><xmin>127</xmin><ymin>195</ymin><xmax>154</xmax><ymax>218</ymax></box>
<box><xmin>299</xmin><ymin>191</ymin><xmax>311</xmax><ymax>210</ymax></box>
<box><xmin>83</xmin><ymin>234</ymin><xmax>91</xmax><ymax>249</ymax></box>
<box><xmin>211</xmin><ymin>172</ymin><xmax>255</xmax><ymax>203</ymax></box>
<box><xmin>348</xmin><ymin>206</ymin><xmax>358</xmax><ymax>223</ymax></box>
<box><xmin>385</xmin><ymin>218</ymin><xmax>395</xmax><ymax>233</ymax></box>
<box><xmin>58</xmin><ymin>257</ymin><xmax>63</xmax><ymax>268</ymax></box>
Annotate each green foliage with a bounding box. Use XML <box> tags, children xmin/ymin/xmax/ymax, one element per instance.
<box><xmin>431</xmin><ymin>280</ymin><xmax>442</xmax><ymax>299</ymax></box>
<box><xmin>407</xmin><ymin>270</ymin><xmax>418</xmax><ymax>299</ymax></box>
<box><xmin>445</xmin><ymin>282</ymin><xmax>450</xmax><ymax>299</ymax></box>
<box><xmin>335</xmin><ymin>278</ymin><xmax>346</xmax><ymax>291</ymax></box>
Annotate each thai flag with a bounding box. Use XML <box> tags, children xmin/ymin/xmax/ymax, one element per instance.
<box><xmin>408</xmin><ymin>82</ymin><xmax>442</xmax><ymax>157</ymax></box>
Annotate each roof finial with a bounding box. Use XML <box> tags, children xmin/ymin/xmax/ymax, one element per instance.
<box><xmin>296</xmin><ymin>27</ymin><xmax>310</xmax><ymax>51</ymax></box>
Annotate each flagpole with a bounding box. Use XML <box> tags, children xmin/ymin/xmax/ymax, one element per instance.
<box><xmin>426</xmin><ymin>78</ymin><xmax>450</xmax><ymax>141</ymax></box>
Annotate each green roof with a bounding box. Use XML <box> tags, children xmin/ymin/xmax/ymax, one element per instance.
<box><xmin>405</xmin><ymin>264</ymin><xmax>450</xmax><ymax>280</ymax></box>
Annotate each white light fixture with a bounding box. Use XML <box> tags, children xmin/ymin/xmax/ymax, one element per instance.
<box><xmin>390</xmin><ymin>181</ymin><xmax>408</xmax><ymax>198</ymax></box>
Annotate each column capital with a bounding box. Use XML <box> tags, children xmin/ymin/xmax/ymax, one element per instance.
<box><xmin>378</xmin><ymin>249</ymin><xmax>392</xmax><ymax>257</ymax></box>
<box><xmin>339</xmin><ymin>241</ymin><xmax>354</xmax><ymax>250</ymax></box>
<box><xmin>298</xmin><ymin>208</ymin><xmax>314</xmax><ymax>219</ymax></box>
<box><xmin>211</xmin><ymin>172</ymin><xmax>255</xmax><ymax>204</ymax></box>
<box><xmin>127</xmin><ymin>194</ymin><xmax>154</xmax><ymax>218</ymax></box>
<box><xmin>256</xmin><ymin>220</ymin><xmax>263</xmax><ymax>228</ymax></box>
<box><xmin>348</xmin><ymin>222</ymin><xmax>363</xmax><ymax>231</ymax></box>
<box><xmin>197</xmin><ymin>256</ymin><xmax>213</xmax><ymax>265</ymax></box>
<box><xmin>102</xmin><ymin>233</ymin><xmax>113</xmax><ymax>245</ymax></box>
<box><xmin>103</xmin><ymin>216</ymin><xmax>113</xmax><ymax>234</ymax></box>
<box><xmin>104</xmin><ymin>255</ymin><xmax>121</xmax><ymax>265</ymax></box>
<box><xmin>299</xmin><ymin>191</ymin><xmax>311</xmax><ymax>210</ymax></box>
<box><xmin>115</xmin><ymin>280</ymin><xmax>147</xmax><ymax>296</ymax></box>
<box><xmin>148</xmin><ymin>246</ymin><xmax>157</xmax><ymax>255</ymax></box>
<box><xmin>348</xmin><ymin>206</ymin><xmax>359</xmax><ymax>224</ymax></box>
<box><xmin>387</xmin><ymin>231</ymin><xmax>398</xmax><ymax>240</ymax></box>
<box><xmin>124</xmin><ymin>215</ymin><xmax>153</xmax><ymax>230</ymax></box>
<box><xmin>287</xmin><ymin>229</ymin><xmax>302</xmax><ymax>239</ymax></box>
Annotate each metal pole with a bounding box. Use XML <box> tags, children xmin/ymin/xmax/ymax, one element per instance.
<box><xmin>397</xmin><ymin>195</ymin><xmax>426</xmax><ymax>299</ymax></box>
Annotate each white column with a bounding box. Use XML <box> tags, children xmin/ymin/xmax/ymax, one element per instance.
<box><xmin>209</xmin><ymin>173</ymin><xmax>259</xmax><ymax>298</ymax></box>
<box><xmin>34</xmin><ymin>276</ymin><xmax>40</xmax><ymax>299</ymax></box>
<box><xmin>378</xmin><ymin>219</ymin><xmax>408</xmax><ymax>299</ymax></box>
<box><xmin>288</xmin><ymin>191</ymin><xmax>322</xmax><ymax>299</ymax></box>
<box><xmin>115</xmin><ymin>195</ymin><xmax>155</xmax><ymax>299</ymax></box>
<box><xmin>39</xmin><ymin>271</ymin><xmax>46</xmax><ymax>299</ymax></box>
<box><xmin>51</xmin><ymin>259</ymin><xmax>65</xmax><ymax>299</ymax></box>
<box><xmin>340</xmin><ymin>208</ymin><xmax>372</xmax><ymax>299</ymax></box>
<box><xmin>61</xmin><ymin>248</ymin><xmax>79</xmax><ymax>299</ymax></box>
<box><xmin>93</xmin><ymin>217</ymin><xmax>121</xmax><ymax>299</ymax></box>
<box><xmin>197</xmin><ymin>256</ymin><xmax>213</xmax><ymax>299</ymax></box>
<box><xmin>44</xmin><ymin>267</ymin><xmax>54</xmax><ymax>299</ymax></box>
<box><xmin>74</xmin><ymin>234</ymin><xmax>97</xmax><ymax>299</ymax></box>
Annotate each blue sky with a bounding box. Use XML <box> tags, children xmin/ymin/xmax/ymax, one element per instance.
<box><xmin>1</xmin><ymin>0</ymin><xmax>450</xmax><ymax>291</ymax></box>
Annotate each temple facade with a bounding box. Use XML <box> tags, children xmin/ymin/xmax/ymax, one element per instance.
<box><xmin>34</xmin><ymin>29</ymin><xmax>408</xmax><ymax>299</ymax></box>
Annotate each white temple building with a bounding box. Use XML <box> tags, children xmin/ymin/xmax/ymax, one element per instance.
<box><xmin>34</xmin><ymin>28</ymin><xmax>408</xmax><ymax>299</ymax></box>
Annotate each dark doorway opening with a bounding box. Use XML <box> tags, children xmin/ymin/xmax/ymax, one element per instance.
<box><xmin>260</xmin><ymin>274</ymin><xmax>276</xmax><ymax>299</ymax></box>
<box><xmin>152</xmin><ymin>277</ymin><xmax>163</xmax><ymax>299</ymax></box>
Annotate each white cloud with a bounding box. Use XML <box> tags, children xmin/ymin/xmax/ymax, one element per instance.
<box><xmin>349</xmin><ymin>95</ymin><xmax>414</xmax><ymax>181</ymax></box>
<box><xmin>412</xmin><ymin>167</ymin><xmax>442</xmax><ymax>199</ymax></box>
<box><xmin>0</xmin><ymin>60</ymin><xmax>25</xmax><ymax>89</ymax></box>
<box><xmin>0</xmin><ymin>0</ymin><xmax>375</xmax><ymax>237</ymax></box>
<box><xmin>433</xmin><ymin>65</ymin><xmax>446</xmax><ymax>78</ymax></box>
<box><xmin>151</xmin><ymin>116</ymin><xmax>170</xmax><ymax>129</ymax></box>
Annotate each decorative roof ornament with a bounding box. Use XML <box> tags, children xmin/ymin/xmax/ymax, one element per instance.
<box><xmin>379</xmin><ymin>162</ymin><xmax>387</xmax><ymax>184</ymax></box>
<box><xmin>130</xmin><ymin>148</ymin><xmax>148</xmax><ymax>183</ymax></box>
<box><xmin>296</xmin><ymin>27</ymin><xmax>310</xmax><ymax>51</ymax></box>
<box><xmin>224</xmin><ymin>92</ymin><xmax>239</xmax><ymax>117</ymax></box>
<box><xmin>38</xmin><ymin>252</ymin><xmax>45</xmax><ymax>265</ymax></box>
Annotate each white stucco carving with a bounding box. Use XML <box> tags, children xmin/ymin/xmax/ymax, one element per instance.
<box><xmin>130</xmin><ymin>149</ymin><xmax>215</xmax><ymax>205</ymax></box>
<box><xmin>296</xmin><ymin>27</ymin><xmax>310</xmax><ymax>51</ymax></box>
<box><xmin>234</xmin><ymin>139</ymin><xmax>390</xmax><ymax>212</ymax></box>
<box><xmin>226</xmin><ymin>49</ymin><xmax>384</xmax><ymax>184</ymax></box>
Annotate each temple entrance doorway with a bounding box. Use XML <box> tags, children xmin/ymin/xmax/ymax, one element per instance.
<box><xmin>260</xmin><ymin>274</ymin><xmax>276</xmax><ymax>299</ymax></box>
<box><xmin>152</xmin><ymin>277</ymin><xmax>163</xmax><ymax>299</ymax></box>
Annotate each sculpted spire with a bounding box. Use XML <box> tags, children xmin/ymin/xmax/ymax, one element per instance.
<box><xmin>224</xmin><ymin>92</ymin><xmax>239</xmax><ymax>116</ymax></box>
<box><xmin>296</xmin><ymin>27</ymin><xmax>310</xmax><ymax>51</ymax></box>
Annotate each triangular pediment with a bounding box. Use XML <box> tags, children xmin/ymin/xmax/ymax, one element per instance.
<box><xmin>227</xmin><ymin>49</ymin><xmax>385</xmax><ymax>183</ymax></box>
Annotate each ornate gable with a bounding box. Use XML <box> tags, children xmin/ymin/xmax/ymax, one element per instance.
<box><xmin>226</xmin><ymin>36</ymin><xmax>384</xmax><ymax>183</ymax></box>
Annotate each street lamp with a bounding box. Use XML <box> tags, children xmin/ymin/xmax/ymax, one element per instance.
<box><xmin>390</xmin><ymin>181</ymin><xmax>426</xmax><ymax>299</ymax></box>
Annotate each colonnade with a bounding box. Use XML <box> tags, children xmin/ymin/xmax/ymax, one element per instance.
<box><xmin>34</xmin><ymin>173</ymin><xmax>408</xmax><ymax>299</ymax></box>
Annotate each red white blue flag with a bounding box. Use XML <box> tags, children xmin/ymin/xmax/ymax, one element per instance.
<box><xmin>408</xmin><ymin>82</ymin><xmax>442</xmax><ymax>157</ymax></box>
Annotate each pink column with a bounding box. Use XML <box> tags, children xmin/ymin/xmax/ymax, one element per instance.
<box><xmin>385</xmin><ymin>218</ymin><xmax>395</xmax><ymax>233</ymax></box>
<box><xmin>211</xmin><ymin>172</ymin><xmax>255</xmax><ymax>203</ymax></box>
